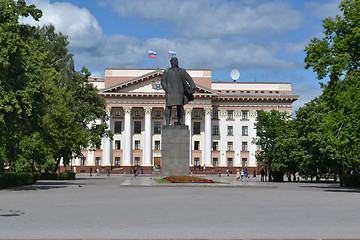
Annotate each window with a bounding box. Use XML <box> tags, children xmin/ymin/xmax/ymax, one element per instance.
<box><xmin>227</xmin><ymin>126</ymin><xmax>233</xmax><ymax>135</ymax></box>
<box><xmin>227</xmin><ymin>110</ymin><xmax>234</xmax><ymax>119</ymax></box>
<box><xmin>174</xmin><ymin>111</ymin><xmax>178</xmax><ymax>118</ymax></box>
<box><xmin>134</xmin><ymin>157</ymin><xmax>140</xmax><ymax>166</ymax></box>
<box><xmin>194</xmin><ymin>111</ymin><xmax>200</xmax><ymax>117</ymax></box>
<box><xmin>227</xmin><ymin>158</ymin><xmax>233</xmax><ymax>167</ymax></box>
<box><xmin>242</xmin><ymin>142</ymin><xmax>248</xmax><ymax>151</ymax></box>
<box><xmin>212</xmin><ymin>141</ymin><xmax>218</xmax><ymax>151</ymax></box>
<box><xmin>255</xmin><ymin>91</ymin><xmax>258</xmax><ymax>93</ymax></box>
<box><xmin>134</xmin><ymin>121</ymin><xmax>141</xmax><ymax>134</ymax></box>
<box><xmin>155</xmin><ymin>110</ymin><xmax>161</xmax><ymax>117</ymax></box>
<box><xmin>261</xmin><ymin>91</ymin><xmax>264</xmax><ymax>93</ymax></box>
<box><xmin>242</xmin><ymin>110</ymin><xmax>248</xmax><ymax>119</ymax></box>
<box><xmin>227</xmin><ymin>141</ymin><xmax>233</xmax><ymax>151</ymax></box>
<box><xmin>247</xmin><ymin>91</ymin><xmax>250</xmax><ymax>93</ymax></box>
<box><xmin>154</xmin><ymin>121</ymin><xmax>161</xmax><ymax>134</ymax></box>
<box><xmin>194</xmin><ymin>157</ymin><xmax>200</xmax><ymax>166</ymax></box>
<box><xmin>212</xmin><ymin>125</ymin><xmax>219</xmax><ymax>135</ymax></box>
<box><xmin>242</xmin><ymin>158</ymin><xmax>248</xmax><ymax>167</ymax></box>
<box><xmin>135</xmin><ymin>140</ymin><xmax>141</xmax><ymax>150</ymax></box>
<box><xmin>242</xmin><ymin>126</ymin><xmax>248</xmax><ymax>136</ymax></box>
<box><xmin>114</xmin><ymin>157</ymin><xmax>121</xmax><ymax>166</ymax></box>
<box><xmin>232</xmin><ymin>91</ymin><xmax>236</xmax><ymax>93</ymax></box>
<box><xmin>115</xmin><ymin>140</ymin><xmax>121</xmax><ymax>150</ymax></box>
<box><xmin>270</xmin><ymin>91</ymin><xmax>273</xmax><ymax>93</ymax></box>
<box><xmin>115</xmin><ymin>110</ymin><xmax>121</xmax><ymax>116</ymax></box>
<box><xmin>114</xmin><ymin>121</ymin><xmax>122</xmax><ymax>134</ymax></box>
<box><xmin>194</xmin><ymin>122</ymin><xmax>201</xmax><ymax>134</ymax></box>
<box><xmin>194</xmin><ymin>141</ymin><xmax>200</xmax><ymax>150</ymax></box>
<box><xmin>212</xmin><ymin>110</ymin><xmax>219</xmax><ymax>119</ymax></box>
<box><xmin>256</xmin><ymin>145</ymin><xmax>261</xmax><ymax>151</ymax></box>
<box><xmin>95</xmin><ymin>157</ymin><xmax>101</xmax><ymax>166</ymax></box>
<box><xmin>275</xmin><ymin>91</ymin><xmax>279</xmax><ymax>93</ymax></box>
<box><xmin>226</xmin><ymin>91</ymin><xmax>229</xmax><ymax>93</ymax></box>
<box><xmin>81</xmin><ymin>157</ymin><xmax>86</xmax><ymax>166</ymax></box>
<box><xmin>135</xmin><ymin>110</ymin><xmax>141</xmax><ymax>117</ymax></box>
<box><xmin>213</xmin><ymin>158</ymin><xmax>218</xmax><ymax>167</ymax></box>
<box><xmin>155</xmin><ymin>140</ymin><xmax>161</xmax><ymax>150</ymax></box>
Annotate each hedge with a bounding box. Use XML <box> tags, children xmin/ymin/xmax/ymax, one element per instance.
<box><xmin>0</xmin><ymin>172</ymin><xmax>41</xmax><ymax>189</ymax></box>
<box><xmin>341</xmin><ymin>174</ymin><xmax>360</xmax><ymax>188</ymax></box>
<box><xmin>40</xmin><ymin>172</ymin><xmax>76</xmax><ymax>180</ymax></box>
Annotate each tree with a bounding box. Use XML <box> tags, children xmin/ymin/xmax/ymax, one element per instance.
<box><xmin>253</xmin><ymin>110</ymin><xmax>293</xmax><ymax>172</ymax></box>
<box><xmin>304</xmin><ymin>0</ymin><xmax>360</xmax><ymax>182</ymax></box>
<box><xmin>0</xmin><ymin>1</ymin><xmax>111</xmax><ymax>172</ymax></box>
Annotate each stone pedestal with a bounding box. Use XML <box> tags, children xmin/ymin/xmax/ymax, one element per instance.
<box><xmin>161</xmin><ymin>125</ymin><xmax>190</xmax><ymax>177</ymax></box>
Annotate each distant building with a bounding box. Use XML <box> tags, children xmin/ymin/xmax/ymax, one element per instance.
<box><xmin>70</xmin><ymin>68</ymin><xmax>298</xmax><ymax>174</ymax></box>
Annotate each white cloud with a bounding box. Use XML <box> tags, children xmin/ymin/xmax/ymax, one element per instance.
<box><xmin>105</xmin><ymin>0</ymin><xmax>304</xmax><ymax>38</ymax></box>
<box><xmin>305</xmin><ymin>0</ymin><xmax>341</xmax><ymax>20</ymax></box>
<box><xmin>24</xmin><ymin>0</ymin><xmax>103</xmax><ymax>49</ymax></box>
<box><xmin>292</xmin><ymin>83</ymin><xmax>322</xmax><ymax>114</ymax></box>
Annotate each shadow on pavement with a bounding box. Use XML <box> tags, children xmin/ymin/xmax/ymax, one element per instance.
<box><xmin>298</xmin><ymin>184</ymin><xmax>360</xmax><ymax>193</ymax></box>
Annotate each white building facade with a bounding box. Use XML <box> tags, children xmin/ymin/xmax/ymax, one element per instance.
<box><xmin>73</xmin><ymin>68</ymin><xmax>298</xmax><ymax>174</ymax></box>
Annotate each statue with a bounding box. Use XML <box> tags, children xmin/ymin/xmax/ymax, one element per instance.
<box><xmin>161</xmin><ymin>57</ymin><xmax>195</xmax><ymax>125</ymax></box>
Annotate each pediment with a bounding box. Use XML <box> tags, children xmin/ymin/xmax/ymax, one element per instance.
<box><xmin>99</xmin><ymin>69</ymin><xmax>219</xmax><ymax>96</ymax></box>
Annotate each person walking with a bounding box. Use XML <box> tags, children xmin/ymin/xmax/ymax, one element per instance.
<box><xmin>89</xmin><ymin>167</ymin><xmax>92</xmax><ymax>177</ymax></box>
<box><xmin>106</xmin><ymin>167</ymin><xmax>110</xmax><ymax>176</ymax></box>
<box><xmin>226</xmin><ymin>168</ymin><xmax>229</xmax><ymax>177</ymax></box>
<box><xmin>240</xmin><ymin>168</ymin><xmax>245</xmax><ymax>182</ymax></box>
<box><xmin>245</xmin><ymin>168</ymin><xmax>249</xmax><ymax>181</ymax></box>
<box><xmin>236</xmin><ymin>168</ymin><xmax>240</xmax><ymax>181</ymax></box>
<box><xmin>96</xmin><ymin>168</ymin><xmax>99</xmax><ymax>176</ymax></box>
<box><xmin>218</xmin><ymin>168</ymin><xmax>221</xmax><ymax>177</ymax></box>
<box><xmin>260</xmin><ymin>168</ymin><xmax>265</xmax><ymax>182</ymax></box>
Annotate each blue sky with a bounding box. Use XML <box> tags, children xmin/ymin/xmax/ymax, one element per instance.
<box><xmin>24</xmin><ymin>0</ymin><xmax>342</xmax><ymax>113</ymax></box>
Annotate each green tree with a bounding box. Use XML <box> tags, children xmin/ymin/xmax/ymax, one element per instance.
<box><xmin>0</xmin><ymin>1</ymin><xmax>111</xmax><ymax>172</ymax></box>
<box><xmin>304</xmin><ymin>0</ymin><xmax>360</xmax><ymax>182</ymax></box>
<box><xmin>253</xmin><ymin>110</ymin><xmax>293</xmax><ymax>173</ymax></box>
<box><xmin>37</xmin><ymin>25</ymin><xmax>111</xmax><ymax>172</ymax></box>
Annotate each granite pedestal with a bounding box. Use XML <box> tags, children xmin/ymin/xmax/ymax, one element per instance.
<box><xmin>161</xmin><ymin>124</ymin><xmax>189</xmax><ymax>176</ymax></box>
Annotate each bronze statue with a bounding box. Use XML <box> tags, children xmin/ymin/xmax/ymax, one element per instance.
<box><xmin>161</xmin><ymin>57</ymin><xmax>195</xmax><ymax>125</ymax></box>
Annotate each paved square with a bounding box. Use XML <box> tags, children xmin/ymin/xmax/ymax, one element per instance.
<box><xmin>1</xmin><ymin>174</ymin><xmax>360</xmax><ymax>239</ymax></box>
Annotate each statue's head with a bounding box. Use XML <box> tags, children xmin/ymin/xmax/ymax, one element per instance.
<box><xmin>170</xmin><ymin>57</ymin><xmax>178</xmax><ymax>68</ymax></box>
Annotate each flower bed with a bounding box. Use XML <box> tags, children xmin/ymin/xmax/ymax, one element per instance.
<box><xmin>163</xmin><ymin>176</ymin><xmax>214</xmax><ymax>183</ymax></box>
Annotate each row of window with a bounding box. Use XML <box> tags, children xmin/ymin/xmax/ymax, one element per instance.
<box><xmin>115</xmin><ymin>120</ymin><xmax>249</xmax><ymax>136</ymax></box>
<box><xmin>114</xmin><ymin>139</ymin><xmax>253</xmax><ymax>151</ymax></box>
<box><xmin>114</xmin><ymin>109</ymin><xmax>251</xmax><ymax>120</ymax></box>
<box><xmin>80</xmin><ymin>156</ymin><xmax>248</xmax><ymax>167</ymax></box>
<box><xmin>218</xmin><ymin>90</ymin><xmax>279</xmax><ymax>94</ymax></box>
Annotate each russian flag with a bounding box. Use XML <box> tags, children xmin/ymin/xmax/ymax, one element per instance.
<box><xmin>168</xmin><ymin>51</ymin><xmax>176</xmax><ymax>58</ymax></box>
<box><xmin>148</xmin><ymin>50</ymin><xmax>157</xmax><ymax>58</ymax></box>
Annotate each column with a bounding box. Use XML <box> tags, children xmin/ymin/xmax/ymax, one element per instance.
<box><xmin>102</xmin><ymin>107</ymin><xmax>112</xmax><ymax>166</ymax></box>
<box><xmin>185</xmin><ymin>107</ymin><xmax>193</xmax><ymax>166</ymax></box>
<box><xmin>204</xmin><ymin>107</ymin><xmax>212</xmax><ymax>166</ymax></box>
<box><xmin>123</xmin><ymin>107</ymin><xmax>132</xmax><ymax>166</ymax></box>
<box><xmin>219</xmin><ymin>110</ymin><xmax>227</xmax><ymax>166</ymax></box>
<box><xmin>249</xmin><ymin>110</ymin><xmax>257</xmax><ymax>166</ymax></box>
<box><xmin>87</xmin><ymin>122</ymin><xmax>94</xmax><ymax>166</ymax></box>
<box><xmin>234</xmin><ymin>110</ymin><xmax>241</xmax><ymax>166</ymax></box>
<box><xmin>143</xmin><ymin>107</ymin><xmax>152</xmax><ymax>166</ymax></box>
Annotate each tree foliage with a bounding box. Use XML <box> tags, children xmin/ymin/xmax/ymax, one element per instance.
<box><xmin>0</xmin><ymin>0</ymin><xmax>111</xmax><ymax>173</ymax></box>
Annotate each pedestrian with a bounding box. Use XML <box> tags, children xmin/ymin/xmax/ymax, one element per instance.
<box><xmin>245</xmin><ymin>168</ymin><xmax>249</xmax><ymax>181</ymax></box>
<box><xmin>236</xmin><ymin>168</ymin><xmax>240</xmax><ymax>181</ymax></box>
<box><xmin>73</xmin><ymin>166</ymin><xmax>76</xmax><ymax>173</ymax></box>
<box><xmin>260</xmin><ymin>168</ymin><xmax>265</xmax><ymax>182</ymax></box>
<box><xmin>218</xmin><ymin>168</ymin><xmax>221</xmax><ymax>177</ymax></box>
<box><xmin>253</xmin><ymin>169</ymin><xmax>256</xmax><ymax>177</ymax></box>
<box><xmin>226</xmin><ymin>168</ymin><xmax>229</xmax><ymax>177</ymax></box>
<box><xmin>134</xmin><ymin>167</ymin><xmax>138</xmax><ymax>177</ymax></box>
<box><xmin>203</xmin><ymin>164</ymin><xmax>206</xmax><ymax>172</ymax></box>
<box><xmin>89</xmin><ymin>167</ymin><xmax>92</xmax><ymax>177</ymax></box>
<box><xmin>241</xmin><ymin>168</ymin><xmax>245</xmax><ymax>182</ymax></box>
<box><xmin>96</xmin><ymin>168</ymin><xmax>99</xmax><ymax>176</ymax></box>
<box><xmin>141</xmin><ymin>167</ymin><xmax>144</xmax><ymax>175</ymax></box>
<box><xmin>106</xmin><ymin>167</ymin><xmax>110</xmax><ymax>176</ymax></box>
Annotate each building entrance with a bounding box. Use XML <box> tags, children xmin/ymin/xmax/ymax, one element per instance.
<box><xmin>154</xmin><ymin>157</ymin><xmax>161</xmax><ymax>171</ymax></box>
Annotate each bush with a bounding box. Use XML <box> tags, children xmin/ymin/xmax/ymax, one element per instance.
<box><xmin>341</xmin><ymin>174</ymin><xmax>360</xmax><ymax>188</ymax></box>
<box><xmin>0</xmin><ymin>172</ymin><xmax>40</xmax><ymax>189</ymax></box>
<box><xmin>40</xmin><ymin>172</ymin><xmax>76</xmax><ymax>180</ymax></box>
